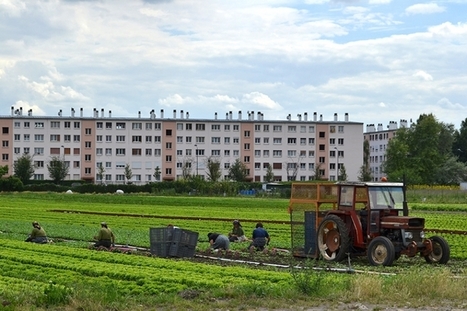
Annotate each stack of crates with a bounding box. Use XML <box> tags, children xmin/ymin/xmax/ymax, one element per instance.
<box><xmin>149</xmin><ymin>227</ymin><xmax>199</xmax><ymax>258</ymax></box>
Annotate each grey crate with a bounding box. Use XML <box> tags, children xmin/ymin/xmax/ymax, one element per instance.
<box><xmin>172</xmin><ymin>228</ymin><xmax>199</xmax><ymax>246</ymax></box>
<box><xmin>168</xmin><ymin>243</ymin><xmax>197</xmax><ymax>258</ymax></box>
<box><xmin>149</xmin><ymin>227</ymin><xmax>174</xmax><ymax>243</ymax></box>
<box><xmin>150</xmin><ymin>242</ymin><xmax>171</xmax><ymax>257</ymax></box>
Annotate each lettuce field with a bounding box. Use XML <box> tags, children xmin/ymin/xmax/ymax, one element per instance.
<box><xmin>1</xmin><ymin>192</ymin><xmax>467</xmax><ymax>310</ymax></box>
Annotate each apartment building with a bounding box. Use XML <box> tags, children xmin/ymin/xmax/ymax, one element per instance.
<box><xmin>1</xmin><ymin>107</ymin><xmax>363</xmax><ymax>184</ymax></box>
<box><xmin>363</xmin><ymin>120</ymin><xmax>409</xmax><ymax>181</ymax></box>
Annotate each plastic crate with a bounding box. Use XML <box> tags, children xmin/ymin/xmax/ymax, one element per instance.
<box><xmin>168</xmin><ymin>243</ymin><xmax>197</xmax><ymax>258</ymax></box>
<box><xmin>172</xmin><ymin>228</ymin><xmax>199</xmax><ymax>246</ymax></box>
<box><xmin>149</xmin><ymin>227</ymin><xmax>173</xmax><ymax>243</ymax></box>
<box><xmin>150</xmin><ymin>242</ymin><xmax>171</xmax><ymax>257</ymax></box>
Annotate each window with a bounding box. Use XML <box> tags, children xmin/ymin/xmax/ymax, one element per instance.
<box><xmin>212</xmin><ymin>137</ymin><xmax>220</xmax><ymax>144</ymax></box>
<box><xmin>116</xmin><ymin>148</ymin><xmax>126</xmax><ymax>155</ymax></box>
<box><xmin>233</xmin><ymin>125</ymin><xmax>239</xmax><ymax>131</ymax></box>
<box><xmin>2</xmin><ymin>141</ymin><xmax>8</xmax><ymax>147</ymax></box>
<box><xmin>145</xmin><ymin>149</ymin><xmax>152</xmax><ymax>156</ymax></box>
<box><xmin>185</xmin><ymin>123</ymin><xmax>192</xmax><ymax>131</ymax></box>
<box><xmin>224</xmin><ymin>125</ymin><xmax>230</xmax><ymax>131</ymax></box>
<box><xmin>273</xmin><ymin>125</ymin><xmax>282</xmax><ymax>132</ymax></box>
<box><xmin>233</xmin><ymin>138</ymin><xmax>239</xmax><ymax>144</ymax></box>
<box><xmin>196</xmin><ymin>137</ymin><xmax>205</xmax><ymax>143</ymax></box>
<box><xmin>33</xmin><ymin>174</ymin><xmax>44</xmax><ymax>180</ymax></box>
<box><xmin>176</xmin><ymin>123</ymin><xmax>183</xmax><ymax>130</ymax></box>
<box><xmin>212</xmin><ymin>124</ymin><xmax>220</xmax><ymax>131</ymax></box>
<box><xmin>106</xmin><ymin>122</ymin><xmax>112</xmax><ymax>129</ymax></box>
<box><xmin>287</xmin><ymin>138</ymin><xmax>296</xmax><ymax>144</ymax></box>
<box><xmin>185</xmin><ymin>136</ymin><xmax>192</xmax><ymax>143</ymax></box>
<box><xmin>244</xmin><ymin>130</ymin><xmax>250</xmax><ymax>137</ymax></box>
<box><xmin>85</xmin><ymin>128</ymin><xmax>91</xmax><ymax>135</ymax></box>
<box><xmin>166</xmin><ymin>142</ymin><xmax>172</xmax><ymax>149</ymax></box>
<box><xmin>24</xmin><ymin>122</ymin><xmax>30</xmax><ymax>128</ymax></box>
<box><xmin>132</xmin><ymin>122</ymin><xmax>142</xmax><ymax>130</ymax></box>
<box><xmin>166</xmin><ymin>155</ymin><xmax>172</xmax><ymax>162</ymax></box>
<box><xmin>2</xmin><ymin>154</ymin><xmax>9</xmax><ymax>161</ymax></box>
<box><xmin>177</xmin><ymin>136</ymin><xmax>183</xmax><ymax>143</ymax></box>
<box><xmin>35</xmin><ymin>122</ymin><xmax>44</xmax><ymax>128</ymax></box>
<box><xmin>146</xmin><ymin>123</ymin><xmax>153</xmax><ymax>130</ymax></box>
<box><xmin>73</xmin><ymin>135</ymin><xmax>80</xmax><ymax>142</ymax></box>
<box><xmin>309</xmin><ymin>126</ymin><xmax>315</xmax><ymax>133</ymax></box>
<box><xmin>300</xmin><ymin>126</ymin><xmax>306</xmax><ymax>133</ymax></box>
<box><xmin>106</xmin><ymin>135</ymin><xmax>112</xmax><ymax>142</ymax></box>
<box><xmin>132</xmin><ymin>149</ymin><xmax>142</xmax><ymax>156</ymax></box>
<box><xmin>34</xmin><ymin>134</ymin><xmax>44</xmax><ymax>141</ymax></box>
<box><xmin>14</xmin><ymin>147</ymin><xmax>20</xmax><ymax>154</ymax></box>
<box><xmin>255</xmin><ymin>150</ymin><xmax>261</xmax><ymax>156</ymax></box>
<box><xmin>263</xmin><ymin>150</ymin><xmax>269</xmax><ymax>157</ymax></box>
<box><xmin>224</xmin><ymin>163</ymin><xmax>230</xmax><ymax>169</ymax></box>
<box><xmin>212</xmin><ymin>150</ymin><xmax>220</xmax><ymax>156</ymax></box>
<box><xmin>273</xmin><ymin>150</ymin><xmax>282</xmax><ymax>157</ymax></box>
<box><xmin>116</xmin><ymin>175</ymin><xmax>125</xmax><ymax>181</ymax></box>
<box><xmin>154</xmin><ymin>149</ymin><xmax>161</xmax><ymax>156</ymax></box>
<box><xmin>166</xmin><ymin>129</ymin><xmax>172</xmax><ymax>136</ymax></box>
<box><xmin>195</xmin><ymin>124</ymin><xmax>205</xmax><ymax>131</ymax></box>
<box><xmin>244</xmin><ymin>156</ymin><xmax>250</xmax><ymax>163</ymax></box>
<box><xmin>255</xmin><ymin>138</ymin><xmax>261</xmax><ymax>144</ymax></box>
<box><xmin>319</xmin><ymin>157</ymin><xmax>325</xmax><ymax>163</ymax></box>
<box><xmin>96</xmin><ymin>148</ymin><xmax>103</xmax><ymax>155</ymax></box>
<box><xmin>288</xmin><ymin>126</ymin><xmax>296</xmax><ymax>132</ymax></box>
<box><xmin>244</xmin><ymin>143</ymin><xmax>250</xmax><ymax>150</ymax></box>
<box><xmin>330</xmin><ymin>138</ymin><xmax>336</xmax><ymax>145</ymax></box>
<box><xmin>263</xmin><ymin>138</ymin><xmax>269</xmax><ymax>144</ymax></box>
<box><xmin>154</xmin><ymin>136</ymin><xmax>161</xmax><ymax>143</ymax></box>
<box><xmin>155</xmin><ymin>123</ymin><xmax>161</xmax><ymax>130</ymax></box>
<box><xmin>85</xmin><ymin>141</ymin><xmax>91</xmax><ymax>148</ymax></box>
<box><xmin>97</xmin><ymin>135</ymin><xmax>103</xmax><ymax>142</ymax></box>
<box><xmin>74</xmin><ymin>122</ymin><xmax>80</xmax><ymax>129</ymax></box>
<box><xmin>177</xmin><ymin>150</ymin><xmax>182</xmax><ymax>156</ymax></box>
<box><xmin>300</xmin><ymin>138</ymin><xmax>306</xmax><ymax>145</ymax></box>
<box><xmin>97</xmin><ymin>122</ymin><xmax>103</xmax><ymax>129</ymax></box>
<box><xmin>309</xmin><ymin>163</ymin><xmax>315</xmax><ymax>170</ymax></box>
<box><xmin>338</xmin><ymin>126</ymin><xmax>344</xmax><ymax>133</ymax></box>
<box><xmin>338</xmin><ymin>138</ymin><xmax>344</xmax><ymax>145</ymax></box>
<box><xmin>186</xmin><ymin>149</ymin><xmax>192</xmax><ymax>156</ymax></box>
<box><xmin>263</xmin><ymin>125</ymin><xmax>269</xmax><ymax>132</ymax></box>
<box><xmin>105</xmin><ymin>148</ymin><xmax>112</xmax><ymax>156</ymax></box>
<box><xmin>146</xmin><ymin>136</ymin><xmax>152</xmax><ymax>143</ymax></box>
<box><xmin>51</xmin><ymin>121</ymin><xmax>60</xmax><ymax>128</ymax></box>
<box><xmin>309</xmin><ymin>138</ymin><xmax>315</xmax><ymax>145</ymax></box>
<box><xmin>288</xmin><ymin>150</ymin><xmax>296</xmax><ymax>157</ymax></box>
<box><xmin>24</xmin><ymin>134</ymin><xmax>30</xmax><ymax>141</ymax></box>
<box><xmin>116</xmin><ymin>122</ymin><xmax>126</xmax><ymax>129</ymax></box>
<box><xmin>319</xmin><ymin>144</ymin><xmax>325</xmax><ymax>151</ymax></box>
<box><xmin>330</xmin><ymin>126</ymin><xmax>336</xmax><ymax>133</ymax></box>
<box><xmin>85</xmin><ymin>155</ymin><xmax>91</xmax><ymax>161</ymax></box>
<box><xmin>165</xmin><ymin>168</ymin><xmax>172</xmax><ymax>175</ymax></box>
<box><xmin>105</xmin><ymin>174</ymin><xmax>111</xmax><ymax>181</ymax></box>
<box><xmin>14</xmin><ymin>122</ymin><xmax>20</xmax><ymax>128</ymax></box>
<box><xmin>319</xmin><ymin>132</ymin><xmax>325</xmax><ymax>138</ymax></box>
<box><xmin>255</xmin><ymin>125</ymin><xmax>261</xmax><ymax>131</ymax></box>
<box><xmin>34</xmin><ymin>148</ymin><xmax>44</xmax><ymax>155</ymax></box>
<box><xmin>132</xmin><ymin>136</ymin><xmax>142</xmax><ymax>143</ymax></box>
<box><xmin>273</xmin><ymin>163</ymin><xmax>282</xmax><ymax>169</ymax></box>
<box><xmin>224</xmin><ymin>150</ymin><xmax>230</xmax><ymax>156</ymax></box>
<box><xmin>273</xmin><ymin>138</ymin><xmax>281</xmax><ymax>144</ymax></box>
<box><xmin>224</xmin><ymin>137</ymin><xmax>230</xmax><ymax>144</ymax></box>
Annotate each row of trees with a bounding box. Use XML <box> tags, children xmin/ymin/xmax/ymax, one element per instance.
<box><xmin>363</xmin><ymin>114</ymin><xmax>467</xmax><ymax>185</ymax></box>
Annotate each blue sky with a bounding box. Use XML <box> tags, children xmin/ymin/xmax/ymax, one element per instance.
<box><xmin>1</xmin><ymin>0</ymin><xmax>466</xmax><ymax>130</ymax></box>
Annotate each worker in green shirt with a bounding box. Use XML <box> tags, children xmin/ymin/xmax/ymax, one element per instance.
<box><xmin>25</xmin><ymin>221</ymin><xmax>48</xmax><ymax>244</ymax></box>
<box><xmin>93</xmin><ymin>222</ymin><xmax>115</xmax><ymax>248</ymax></box>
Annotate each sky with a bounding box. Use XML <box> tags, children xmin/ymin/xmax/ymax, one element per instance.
<box><xmin>1</xmin><ymin>0</ymin><xmax>466</xmax><ymax>131</ymax></box>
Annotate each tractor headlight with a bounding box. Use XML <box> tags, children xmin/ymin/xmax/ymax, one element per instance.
<box><xmin>404</xmin><ymin>231</ymin><xmax>413</xmax><ymax>239</ymax></box>
<box><xmin>420</xmin><ymin>231</ymin><xmax>425</xmax><ymax>239</ymax></box>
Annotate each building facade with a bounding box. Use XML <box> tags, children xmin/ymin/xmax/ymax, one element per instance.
<box><xmin>1</xmin><ymin>107</ymin><xmax>364</xmax><ymax>184</ymax></box>
<box><xmin>363</xmin><ymin>120</ymin><xmax>409</xmax><ymax>181</ymax></box>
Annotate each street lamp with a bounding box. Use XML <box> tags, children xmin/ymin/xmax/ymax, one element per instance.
<box><xmin>194</xmin><ymin>144</ymin><xmax>199</xmax><ymax>176</ymax></box>
<box><xmin>334</xmin><ymin>147</ymin><xmax>339</xmax><ymax>181</ymax></box>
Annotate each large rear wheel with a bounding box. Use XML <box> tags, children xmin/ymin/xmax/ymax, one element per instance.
<box><xmin>367</xmin><ymin>236</ymin><xmax>395</xmax><ymax>266</ymax></box>
<box><xmin>424</xmin><ymin>236</ymin><xmax>450</xmax><ymax>264</ymax></box>
<box><xmin>317</xmin><ymin>215</ymin><xmax>350</xmax><ymax>262</ymax></box>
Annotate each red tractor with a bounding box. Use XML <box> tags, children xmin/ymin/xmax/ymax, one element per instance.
<box><xmin>289</xmin><ymin>182</ymin><xmax>450</xmax><ymax>266</ymax></box>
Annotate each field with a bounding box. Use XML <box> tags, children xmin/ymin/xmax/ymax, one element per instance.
<box><xmin>1</xmin><ymin>192</ymin><xmax>467</xmax><ymax>310</ymax></box>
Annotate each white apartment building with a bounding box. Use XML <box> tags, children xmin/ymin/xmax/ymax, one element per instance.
<box><xmin>363</xmin><ymin>120</ymin><xmax>409</xmax><ymax>181</ymax></box>
<box><xmin>1</xmin><ymin>107</ymin><xmax>363</xmax><ymax>184</ymax></box>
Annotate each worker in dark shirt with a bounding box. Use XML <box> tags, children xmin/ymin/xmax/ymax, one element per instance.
<box><xmin>93</xmin><ymin>222</ymin><xmax>115</xmax><ymax>248</ymax></box>
<box><xmin>207</xmin><ymin>232</ymin><xmax>230</xmax><ymax>250</ymax></box>
<box><xmin>249</xmin><ymin>222</ymin><xmax>270</xmax><ymax>251</ymax></box>
<box><xmin>25</xmin><ymin>221</ymin><xmax>48</xmax><ymax>244</ymax></box>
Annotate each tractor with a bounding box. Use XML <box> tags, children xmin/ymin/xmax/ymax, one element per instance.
<box><xmin>289</xmin><ymin>182</ymin><xmax>450</xmax><ymax>266</ymax></box>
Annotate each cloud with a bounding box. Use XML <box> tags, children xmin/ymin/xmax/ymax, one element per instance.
<box><xmin>405</xmin><ymin>3</ymin><xmax>445</xmax><ymax>15</ymax></box>
<box><xmin>369</xmin><ymin>0</ymin><xmax>391</xmax><ymax>3</ymax></box>
<box><xmin>241</xmin><ymin>92</ymin><xmax>282</xmax><ymax>110</ymax></box>
<box><xmin>413</xmin><ymin>70</ymin><xmax>433</xmax><ymax>81</ymax></box>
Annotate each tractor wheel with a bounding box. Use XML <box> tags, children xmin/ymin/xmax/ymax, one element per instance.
<box><xmin>367</xmin><ymin>236</ymin><xmax>395</xmax><ymax>266</ymax></box>
<box><xmin>317</xmin><ymin>214</ymin><xmax>350</xmax><ymax>262</ymax></box>
<box><xmin>424</xmin><ymin>236</ymin><xmax>450</xmax><ymax>264</ymax></box>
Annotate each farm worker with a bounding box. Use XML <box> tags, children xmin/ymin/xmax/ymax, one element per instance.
<box><xmin>228</xmin><ymin>220</ymin><xmax>247</xmax><ymax>242</ymax></box>
<box><xmin>93</xmin><ymin>222</ymin><xmax>115</xmax><ymax>248</ymax></box>
<box><xmin>207</xmin><ymin>232</ymin><xmax>230</xmax><ymax>250</ymax></box>
<box><xmin>25</xmin><ymin>221</ymin><xmax>48</xmax><ymax>244</ymax></box>
<box><xmin>249</xmin><ymin>222</ymin><xmax>270</xmax><ymax>251</ymax></box>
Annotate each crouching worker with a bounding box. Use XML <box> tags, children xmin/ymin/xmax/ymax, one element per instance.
<box><xmin>93</xmin><ymin>222</ymin><xmax>115</xmax><ymax>248</ymax></box>
<box><xmin>25</xmin><ymin>221</ymin><xmax>48</xmax><ymax>244</ymax></box>
<box><xmin>249</xmin><ymin>222</ymin><xmax>270</xmax><ymax>252</ymax></box>
<box><xmin>208</xmin><ymin>232</ymin><xmax>230</xmax><ymax>250</ymax></box>
<box><xmin>228</xmin><ymin>220</ymin><xmax>248</xmax><ymax>242</ymax></box>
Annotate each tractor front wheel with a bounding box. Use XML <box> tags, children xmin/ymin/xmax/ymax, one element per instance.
<box><xmin>424</xmin><ymin>236</ymin><xmax>450</xmax><ymax>264</ymax></box>
<box><xmin>368</xmin><ymin>236</ymin><xmax>395</xmax><ymax>266</ymax></box>
<box><xmin>317</xmin><ymin>215</ymin><xmax>350</xmax><ymax>262</ymax></box>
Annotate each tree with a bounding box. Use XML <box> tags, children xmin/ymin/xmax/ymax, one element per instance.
<box><xmin>358</xmin><ymin>139</ymin><xmax>373</xmax><ymax>181</ymax></box>
<box><xmin>312</xmin><ymin>163</ymin><xmax>322</xmax><ymax>181</ymax></box>
<box><xmin>0</xmin><ymin>165</ymin><xmax>8</xmax><ymax>177</ymax></box>
<box><xmin>264</xmin><ymin>164</ymin><xmax>274</xmax><ymax>182</ymax></box>
<box><xmin>228</xmin><ymin>159</ymin><xmax>248</xmax><ymax>182</ymax></box>
<box><xmin>434</xmin><ymin>156</ymin><xmax>467</xmax><ymax>185</ymax></box>
<box><xmin>338</xmin><ymin>164</ymin><xmax>348</xmax><ymax>181</ymax></box>
<box><xmin>14</xmin><ymin>153</ymin><xmax>35</xmax><ymax>184</ymax></box>
<box><xmin>153</xmin><ymin>166</ymin><xmax>161</xmax><ymax>182</ymax></box>
<box><xmin>96</xmin><ymin>163</ymin><xmax>105</xmax><ymax>184</ymax></box>
<box><xmin>206</xmin><ymin>157</ymin><xmax>222</xmax><ymax>182</ymax></box>
<box><xmin>453</xmin><ymin>118</ymin><xmax>467</xmax><ymax>163</ymax></box>
<box><xmin>47</xmin><ymin>156</ymin><xmax>69</xmax><ymax>184</ymax></box>
<box><xmin>124</xmin><ymin>163</ymin><xmax>133</xmax><ymax>184</ymax></box>
<box><xmin>181</xmin><ymin>159</ymin><xmax>193</xmax><ymax>179</ymax></box>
